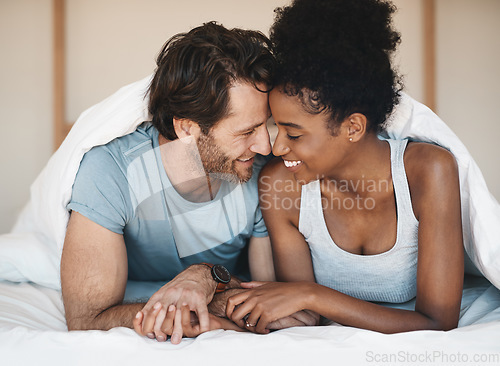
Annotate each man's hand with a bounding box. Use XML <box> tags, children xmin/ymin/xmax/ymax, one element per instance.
<box><xmin>133</xmin><ymin>287</ymin><xmax>247</xmax><ymax>342</ymax></box>
<box><xmin>133</xmin><ymin>264</ymin><xmax>216</xmax><ymax>343</ymax></box>
<box><xmin>133</xmin><ymin>302</ymin><xmax>245</xmax><ymax>342</ymax></box>
<box><xmin>266</xmin><ymin>310</ymin><xmax>320</xmax><ymax>330</ymax></box>
<box><xmin>208</xmin><ymin>288</ymin><xmax>248</xmax><ymax>318</ymax></box>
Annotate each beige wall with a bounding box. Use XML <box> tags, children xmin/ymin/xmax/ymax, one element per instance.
<box><xmin>393</xmin><ymin>0</ymin><xmax>425</xmax><ymax>102</ymax></box>
<box><xmin>436</xmin><ymin>0</ymin><xmax>500</xmax><ymax>202</ymax></box>
<box><xmin>1</xmin><ymin>0</ymin><xmax>499</xmax><ymax>234</ymax></box>
<box><xmin>0</xmin><ymin>0</ymin><xmax>53</xmax><ymax>233</ymax></box>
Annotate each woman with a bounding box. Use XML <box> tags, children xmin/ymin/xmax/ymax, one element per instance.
<box><xmin>226</xmin><ymin>0</ymin><xmax>464</xmax><ymax>334</ymax></box>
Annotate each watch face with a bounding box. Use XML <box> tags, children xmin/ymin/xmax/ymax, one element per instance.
<box><xmin>212</xmin><ymin>264</ymin><xmax>231</xmax><ymax>284</ymax></box>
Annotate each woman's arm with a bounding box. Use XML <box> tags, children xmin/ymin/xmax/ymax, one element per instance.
<box><xmin>248</xmin><ymin>236</ymin><xmax>276</xmax><ymax>281</ymax></box>
<box><xmin>226</xmin><ymin>160</ymin><xmax>320</xmax><ymax>331</ymax></box>
<box><xmin>257</xmin><ymin>158</ymin><xmax>316</xmax><ymax>283</ymax></box>
<box><xmin>228</xmin><ymin>146</ymin><xmax>464</xmax><ymax>334</ymax></box>
<box><xmin>405</xmin><ymin>143</ymin><xmax>464</xmax><ymax>330</ymax></box>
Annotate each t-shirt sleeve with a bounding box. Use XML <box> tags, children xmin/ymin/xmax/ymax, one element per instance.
<box><xmin>67</xmin><ymin>146</ymin><xmax>130</xmax><ymax>234</ymax></box>
<box><xmin>250</xmin><ymin>154</ymin><xmax>270</xmax><ymax>238</ymax></box>
<box><xmin>252</xmin><ymin>205</ymin><xmax>268</xmax><ymax>238</ymax></box>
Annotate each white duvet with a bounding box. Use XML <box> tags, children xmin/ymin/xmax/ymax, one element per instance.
<box><xmin>0</xmin><ymin>76</ymin><xmax>499</xmax><ymax>365</ymax></box>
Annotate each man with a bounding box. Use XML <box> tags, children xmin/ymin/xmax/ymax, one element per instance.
<box><xmin>61</xmin><ymin>22</ymin><xmax>276</xmax><ymax>344</ymax></box>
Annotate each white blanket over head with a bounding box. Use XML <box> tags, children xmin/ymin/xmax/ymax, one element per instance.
<box><xmin>0</xmin><ymin>75</ymin><xmax>499</xmax><ymax>290</ymax></box>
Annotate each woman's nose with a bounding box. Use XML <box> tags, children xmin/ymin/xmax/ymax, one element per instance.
<box><xmin>272</xmin><ymin>131</ymin><xmax>290</xmax><ymax>156</ymax></box>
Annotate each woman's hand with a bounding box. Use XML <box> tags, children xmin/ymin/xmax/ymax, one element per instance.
<box><xmin>226</xmin><ymin>281</ymin><xmax>314</xmax><ymax>334</ymax></box>
<box><xmin>237</xmin><ymin>281</ymin><xmax>320</xmax><ymax>330</ymax></box>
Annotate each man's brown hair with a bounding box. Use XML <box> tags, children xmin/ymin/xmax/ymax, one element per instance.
<box><xmin>148</xmin><ymin>22</ymin><xmax>275</xmax><ymax>140</ymax></box>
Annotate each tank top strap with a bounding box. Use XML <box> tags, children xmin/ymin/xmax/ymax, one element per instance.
<box><xmin>299</xmin><ymin>179</ymin><xmax>322</xmax><ymax>240</ymax></box>
<box><xmin>387</xmin><ymin>139</ymin><xmax>418</xmax><ymax>224</ymax></box>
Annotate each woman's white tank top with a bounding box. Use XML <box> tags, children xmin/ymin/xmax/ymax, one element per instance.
<box><xmin>298</xmin><ymin>139</ymin><xmax>419</xmax><ymax>303</ymax></box>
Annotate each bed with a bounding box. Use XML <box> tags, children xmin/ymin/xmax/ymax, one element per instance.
<box><xmin>1</xmin><ymin>276</ymin><xmax>499</xmax><ymax>365</ymax></box>
<box><xmin>1</xmin><ymin>76</ymin><xmax>499</xmax><ymax>365</ymax></box>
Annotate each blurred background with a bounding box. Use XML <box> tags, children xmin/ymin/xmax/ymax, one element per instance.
<box><xmin>1</xmin><ymin>0</ymin><xmax>499</xmax><ymax>234</ymax></box>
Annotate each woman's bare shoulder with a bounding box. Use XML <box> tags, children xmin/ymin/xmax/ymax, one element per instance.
<box><xmin>404</xmin><ymin>141</ymin><xmax>459</xmax><ymax>181</ymax></box>
<box><xmin>404</xmin><ymin>141</ymin><xmax>460</xmax><ymax>217</ymax></box>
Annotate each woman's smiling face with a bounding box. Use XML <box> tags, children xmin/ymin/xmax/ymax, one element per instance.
<box><xmin>269</xmin><ymin>88</ymin><xmax>352</xmax><ymax>183</ymax></box>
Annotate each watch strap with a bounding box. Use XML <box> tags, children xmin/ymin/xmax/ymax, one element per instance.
<box><xmin>200</xmin><ymin>263</ymin><xmax>227</xmax><ymax>293</ymax></box>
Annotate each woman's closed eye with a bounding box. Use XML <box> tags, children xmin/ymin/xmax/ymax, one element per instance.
<box><xmin>287</xmin><ymin>134</ymin><xmax>302</xmax><ymax>140</ymax></box>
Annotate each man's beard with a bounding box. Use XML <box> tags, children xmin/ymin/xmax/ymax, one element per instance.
<box><xmin>196</xmin><ymin>131</ymin><xmax>253</xmax><ymax>184</ymax></box>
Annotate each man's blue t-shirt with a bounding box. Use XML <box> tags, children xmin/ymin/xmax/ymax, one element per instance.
<box><xmin>67</xmin><ymin>123</ymin><xmax>268</xmax><ymax>281</ymax></box>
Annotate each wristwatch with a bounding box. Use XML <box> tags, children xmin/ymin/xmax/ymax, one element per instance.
<box><xmin>201</xmin><ymin>263</ymin><xmax>231</xmax><ymax>293</ymax></box>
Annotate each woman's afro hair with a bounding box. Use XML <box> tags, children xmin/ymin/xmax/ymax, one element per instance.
<box><xmin>270</xmin><ymin>0</ymin><xmax>403</xmax><ymax>133</ymax></box>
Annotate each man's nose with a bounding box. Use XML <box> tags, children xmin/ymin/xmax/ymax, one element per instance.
<box><xmin>250</xmin><ymin>124</ymin><xmax>272</xmax><ymax>156</ymax></box>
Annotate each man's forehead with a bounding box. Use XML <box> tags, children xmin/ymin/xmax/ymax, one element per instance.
<box><xmin>215</xmin><ymin>111</ymin><xmax>270</xmax><ymax>135</ymax></box>
<box><xmin>227</xmin><ymin>86</ymin><xmax>268</xmax><ymax>105</ymax></box>
<box><xmin>220</xmin><ymin>82</ymin><xmax>269</xmax><ymax>130</ymax></box>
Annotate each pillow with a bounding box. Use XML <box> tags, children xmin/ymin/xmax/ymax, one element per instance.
<box><xmin>0</xmin><ymin>232</ymin><xmax>60</xmax><ymax>289</ymax></box>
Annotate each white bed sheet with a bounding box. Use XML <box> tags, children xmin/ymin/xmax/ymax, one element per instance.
<box><xmin>1</xmin><ymin>276</ymin><xmax>499</xmax><ymax>366</ymax></box>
